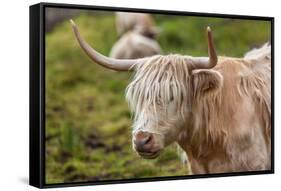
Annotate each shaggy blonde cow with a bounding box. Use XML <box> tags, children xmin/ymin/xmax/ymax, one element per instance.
<box><xmin>70</xmin><ymin>20</ymin><xmax>271</xmax><ymax>174</ymax></box>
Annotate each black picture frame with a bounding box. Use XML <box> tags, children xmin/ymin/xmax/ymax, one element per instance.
<box><xmin>29</xmin><ymin>2</ymin><xmax>275</xmax><ymax>188</ymax></box>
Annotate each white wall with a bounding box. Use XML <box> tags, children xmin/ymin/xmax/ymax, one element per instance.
<box><xmin>0</xmin><ymin>0</ymin><xmax>279</xmax><ymax>190</ymax></box>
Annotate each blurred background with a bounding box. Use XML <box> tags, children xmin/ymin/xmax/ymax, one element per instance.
<box><xmin>45</xmin><ymin>7</ymin><xmax>270</xmax><ymax>184</ymax></box>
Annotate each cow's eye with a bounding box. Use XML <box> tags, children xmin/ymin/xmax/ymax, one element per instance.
<box><xmin>156</xmin><ymin>100</ymin><xmax>161</xmax><ymax>105</ymax></box>
<box><xmin>169</xmin><ymin>94</ymin><xmax>174</xmax><ymax>102</ymax></box>
<box><xmin>170</xmin><ymin>96</ymin><xmax>174</xmax><ymax>102</ymax></box>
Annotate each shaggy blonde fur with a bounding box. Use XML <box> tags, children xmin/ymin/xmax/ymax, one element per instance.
<box><xmin>126</xmin><ymin>44</ymin><xmax>271</xmax><ymax>174</ymax></box>
<box><xmin>126</xmin><ymin>55</ymin><xmax>192</xmax><ymax>120</ymax></box>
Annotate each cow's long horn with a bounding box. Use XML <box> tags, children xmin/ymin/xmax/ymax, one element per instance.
<box><xmin>70</xmin><ymin>19</ymin><xmax>145</xmax><ymax>71</ymax></box>
<box><xmin>190</xmin><ymin>26</ymin><xmax>218</xmax><ymax>69</ymax></box>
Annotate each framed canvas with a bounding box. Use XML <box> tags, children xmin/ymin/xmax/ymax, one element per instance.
<box><xmin>29</xmin><ymin>2</ymin><xmax>274</xmax><ymax>188</ymax></box>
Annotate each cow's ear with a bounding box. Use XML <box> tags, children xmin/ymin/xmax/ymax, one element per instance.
<box><xmin>191</xmin><ymin>69</ymin><xmax>223</xmax><ymax>96</ymax></box>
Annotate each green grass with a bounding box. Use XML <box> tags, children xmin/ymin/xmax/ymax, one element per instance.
<box><xmin>45</xmin><ymin>11</ymin><xmax>270</xmax><ymax>184</ymax></box>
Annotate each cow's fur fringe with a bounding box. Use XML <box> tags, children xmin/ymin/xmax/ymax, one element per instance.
<box><xmin>126</xmin><ymin>54</ymin><xmax>193</xmax><ymax>121</ymax></box>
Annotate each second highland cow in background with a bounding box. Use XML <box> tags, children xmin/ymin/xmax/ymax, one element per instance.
<box><xmin>110</xmin><ymin>12</ymin><xmax>162</xmax><ymax>59</ymax></box>
<box><xmin>110</xmin><ymin>32</ymin><xmax>162</xmax><ymax>59</ymax></box>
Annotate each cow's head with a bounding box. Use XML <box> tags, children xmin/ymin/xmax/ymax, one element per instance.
<box><xmin>70</xmin><ymin>20</ymin><xmax>223</xmax><ymax>159</ymax></box>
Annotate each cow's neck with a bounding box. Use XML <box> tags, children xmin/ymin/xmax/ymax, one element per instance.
<box><xmin>177</xmin><ymin>75</ymin><xmax>237</xmax><ymax>173</ymax></box>
<box><xmin>177</xmin><ymin>112</ymin><xmax>227</xmax><ymax>159</ymax></box>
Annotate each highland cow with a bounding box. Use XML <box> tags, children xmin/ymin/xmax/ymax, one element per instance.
<box><xmin>70</xmin><ymin>20</ymin><xmax>271</xmax><ymax>174</ymax></box>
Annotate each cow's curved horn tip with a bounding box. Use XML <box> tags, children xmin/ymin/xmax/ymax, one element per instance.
<box><xmin>70</xmin><ymin>19</ymin><xmax>76</xmax><ymax>26</ymax></box>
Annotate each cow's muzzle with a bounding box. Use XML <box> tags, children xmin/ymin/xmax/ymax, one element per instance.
<box><xmin>133</xmin><ymin>131</ymin><xmax>162</xmax><ymax>159</ymax></box>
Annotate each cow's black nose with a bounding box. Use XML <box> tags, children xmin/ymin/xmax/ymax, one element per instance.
<box><xmin>134</xmin><ymin>131</ymin><xmax>154</xmax><ymax>152</ymax></box>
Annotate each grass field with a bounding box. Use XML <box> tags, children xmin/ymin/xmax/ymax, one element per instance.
<box><xmin>45</xmin><ymin>10</ymin><xmax>270</xmax><ymax>184</ymax></box>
